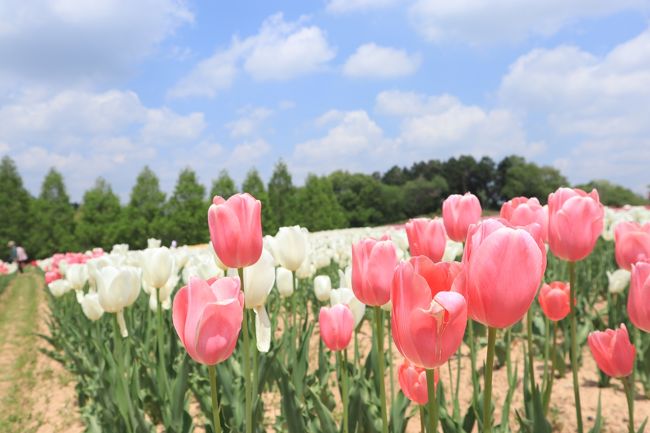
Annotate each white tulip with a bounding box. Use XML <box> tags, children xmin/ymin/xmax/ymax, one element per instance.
<box><xmin>58</xmin><ymin>260</ymin><xmax>68</xmax><ymax>277</ymax></box>
<box><xmin>314</xmin><ymin>275</ymin><xmax>332</xmax><ymax>302</ymax></box>
<box><xmin>607</xmin><ymin>269</ymin><xmax>631</xmax><ymax>294</ymax></box>
<box><xmin>147</xmin><ymin>238</ymin><xmax>162</xmax><ymax>249</ymax></box>
<box><xmin>275</xmin><ymin>226</ymin><xmax>309</xmax><ymax>271</ymax></box>
<box><xmin>97</xmin><ymin>266</ymin><xmax>141</xmax><ymax>337</ymax></box>
<box><xmin>86</xmin><ymin>256</ymin><xmax>113</xmax><ymax>292</ymax></box>
<box><xmin>81</xmin><ymin>293</ymin><xmax>104</xmax><ymax>321</ymax></box>
<box><xmin>66</xmin><ymin>264</ymin><xmax>88</xmax><ymax>290</ymax></box>
<box><xmin>330</xmin><ymin>287</ymin><xmax>365</xmax><ymax>328</ymax></box>
<box><xmin>243</xmin><ymin>249</ymin><xmax>275</xmax><ymax>309</ymax></box>
<box><xmin>173</xmin><ymin>246</ymin><xmax>190</xmax><ymax>269</ymax></box>
<box><xmin>442</xmin><ymin>240</ymin><xmax>464</xmax><ymax>262</ymax></box>
<box><xmin>296</xmin><ymin>259</ymin><xmax>315</xmax><ymax>279</ymax></box>
<box><xmin>338</xmin><ymin>266</ymin><xmax>352</xmax><ymax>289</ymax></box>
<box><xmin>111</xmin><ymin>244</ymin><xmax>129</xmax><ymax>255</ymax></box>
<box><xmin>208</xmin><ymin>241</ymin><xmax>228</xmax><ymax>270</ymax></box>
<box><xmin>48</xmin><ymin>279</ymin><xmax>71</xmax><ymax>297</ymax></box>
<box><xmin>276</xmin><ymin>267</ymin><xmax>294</xmax><ymax>298</ymax></box>
<box><xmin>142</xmin><ymin>247</ymin><xmax>173</xmax><ymax>289</ymax></box>
<box><xmin>263</xmin><ymin>235</ymin><xmax>280</xmax><ymax>266</ymax></box>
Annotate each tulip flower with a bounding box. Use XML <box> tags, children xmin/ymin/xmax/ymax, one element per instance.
<box><xmin>500</xmin><ymin>197</ymin><xmax>549</xmax><ymax>243</ymax></box>
<box><xmin>628</xmin><ymin>262</ymin><xmax>650</xmax><ymax>332</ymax></box>
<box><xmin>243</xmin><ymin>249</ymin><xmax>275</xmax><ymax>352</ymax></box>
<box><xmin>608</xmin><ymin>269</ymin><xmax>631</xmax><ymax>294</ymax></box>
<box><xmin>330</xmin><ymin>287</ymin><xmax>366</xmax><ymax>328</ymax></box>
<box><xmin>615</xmin><ymin>222</ymin><xmax>650</xmax><ymax>270</ymax></box>
<box><xmin>442</xmin><ymin>193</ymin><xmax>482</xmax><ymax>242</ymax></box>
<box><xmin>97</xmin><ymin>266</ymin><xmax>142</xmax><ymax>337</ymax></box>
<box><xmin>276</xmin><ymin>267</ymin><xmax>294</xmax><ymax>298</ymax></box>
<box><xmin>173</xmin><ymin>277</ymin><xmax>244</xmax><ymax>433</ymax></box>
<box><xmin>274</xmin><ymin>225</ymin><xmax>309</xmax><ymax>271</ymax></box>
<box><xmin>548</xmin><ymin>187</ymin><xmax>604</xmax><ymax>262</ymax></box>
<box><xmin>351</xmin><ymin>238</ymin><xmax>398</xmax><ymax>306</ymax></box>
<box><xmin>405</xmin><ymin>218</ymin><xmax>447</xmax><ymax>262</ymax></box>
<box><xmin>461</xmin><ymin>219</ymin><xmax>546</xmax><ymax>328</ymax></box>
<box><xmin>398</xmin><ymin>359</ymin><xmax>439</xmax><ymax>405</ymax></box>
<box><xmin>45</xmin><ymin>270</ymin><xmax>61</xmax><ymax>284</ymax></box>
<box><xmin>81</xmin><ymin>293</ymin><xmax>104</xmax><ymax>321</ymax></box>
<box><xmin>142</xmin><ymin>247</ymin><xmax>173</xmax><ymax>289</ymax></box>
<box><xmin>208</xmin><ymin>193</ymin><xmax>263</xmax><ymax>269</ymax></box>
<box><xmin>319</xmin><ymin>304</ymin><xmax>354</xmax><ymax>351</ymax></box>
<box><xmin>66</xmin><ymin>263</ymin><xmax>88</xmax><ymax>302</ymax></box>
<box><xmin>48</xmin><ymin>279</ymin><xmax>71</xmax><ymax>298</ymax></box>
<box><xmin>314</xmin><ymin>275</ymin><xmax>332</xmax><ymax>302</ymax></box>
<box><xmin>538</xmin><ymin>281</ymin><xmax>570</xmax><ymax>322</ymax></box>
<box><xmin>148</xmin><ymin>238</ymin><xmax>162</xmax><ymax>249</ymax></box>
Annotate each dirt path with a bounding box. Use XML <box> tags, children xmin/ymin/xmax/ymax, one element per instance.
<box><xmin>0</xmin><ymin>271</ymin><xmax>83</xmax><ymax>433</ymax></box>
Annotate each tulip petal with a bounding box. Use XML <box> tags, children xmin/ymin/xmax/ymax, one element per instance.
<box><xmin>255</xmin><ymin>306</ymin><xmax>271</xmax><ymax>353</ymax></box>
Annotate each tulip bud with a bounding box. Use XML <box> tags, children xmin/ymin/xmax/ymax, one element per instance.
<box><xmin>66</xmin><ymin>264</ymin><xmax>88</xmax><ymax>291</ymax></box>
<box><xmin>319</xmin><ymin>304</ymin><xmax>354</xmax><ymax>351</ymax></box>
<box><xmin>538</xmin><ymin>281</ymin><xmax>570</xmax><ymax>321</ymax></box>
<box><xmin>352</xmin><ymin>238</ymin><xmax>398</xmax><ymax>306</ymax></box>
<box><xmin>614</xmin><ymin>222</ymin><xmax>650</xmax><ymax>270</ymax></box>
<box><xmin>142</xmin><ymin>247</ymin><xmax>173</xmax><ymax>289</ymax></box>
<box><xmin>588</xmin><ymin>324</ymin><xmax>635</xmax><ymax>378</ymax></box>
<box><xmin>442</xmin><ymin>193</ymin><xmax>482</xmax><ymax>242</ymax></box>
<box><xmin>405</xmin><ymin>218</ymin><xmax>447</xmax><ymax>262</ymax></box>
<box><xmin>500</xmin><ymin>197</ymin><xmax>549</xmax><ymax>243</ymax></box>
<box><xmin>243</xmin><ymin>249</ymin><xmax>275</xmax><ymax>352</ymax></box>
<box><xmin>81</xmin><ymin>293</ymin><xmax>104</xmax><ymax>321</ymax></box>
<box><xmin>48</xmin><ymin>279</ymin><xmax>71</xmax><ymax>297</ymax></box>
<box><xmin>97</xmin><ymin>266</ymin><xmax>142</xmax><ymax>337</ymax></box>
<box><xmin>607</xmin><ymin>269</ymin><xmax>630</xmax><ymax>294</ymax></box>
<box><xmin>330</xmin><ymin>287</ymin><xmax>365</xmax><ymax>328</ymax></box>
<box><xmin>147</xmin><ymin>238</ymin><xmax>162</xmax><ymax>249</ymax></box>
<box><xmin>628</xmin><ymin>262</ymin><xmax>650</xmax><ymax>332</ymax></box>
<box><xmin>276</xmin><ymin>267</ymin><xmax>294</xmax><ymax>297</ymax></box>
<box><xmin>398</xmin><ymin>359</ymin><xmax>437</xmax><ymax>405</ymax></box>
<box><xmin>314</xmin><ymin>275</ymin><xmax>332</xmax><ymax>302</ymax></box>
<box><xmin>275</xmin><ymin>226</ymin><xmax>309</xmax><ymax>271</ymax></box>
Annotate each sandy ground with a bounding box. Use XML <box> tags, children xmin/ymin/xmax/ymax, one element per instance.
<box><xmin>0</xmin><ymin>272</ymin><xmax>83</xmax><ymax>433</ymax></box>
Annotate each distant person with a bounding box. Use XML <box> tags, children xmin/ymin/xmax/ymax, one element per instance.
<box><xmin>7</xmin><ymin>241</ymin><xmax>28</xmax><ymax>273</ymax></box>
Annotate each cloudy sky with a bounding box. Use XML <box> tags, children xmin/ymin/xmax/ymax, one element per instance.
<box><xmin>1</xmin><ymin>0</ymin><xmax>649</xmax><ymax>201</ymax></box>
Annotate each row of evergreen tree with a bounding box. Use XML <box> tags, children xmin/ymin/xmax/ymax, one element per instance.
<box><xmin>1</xmin><ymin>155</ymin><xmax>646</xmax><ymax>260</ymax></box>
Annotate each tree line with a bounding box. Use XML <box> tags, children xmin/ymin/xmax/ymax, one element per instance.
<box><xmin>1</xmin><ymin>155</ymin><xmax>647</xmax><ymax>260</ymax></box>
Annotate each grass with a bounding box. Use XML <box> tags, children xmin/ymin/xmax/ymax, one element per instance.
<box><xmin>0</xmin><ymin>271</ymin><xmax>42</xmax><ymax>433</ymax></box>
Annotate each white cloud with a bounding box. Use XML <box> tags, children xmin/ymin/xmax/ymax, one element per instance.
<box><xmin>0</xmin><ymin>0</ymin><xmax>193</xmax><ymax>88</ymax></box>
<box><xmin>228</xmin><ymin>139</ymin><xmax>271</xmax><ymax>166</ymax></box>
<box><xmin>226</xmin><ymin>107</ymin><xmax>273</xmax><ymax>138</ymax></box>
<box><xmin>409</xmin><ymin>0</ymin><xmax>647</xmax><ymax>44</ymax></box>
<box><xmin>326</xmin><ymin>0</ymin><xmax>400</xmax><ymax>13</ymax></box>
<box><xmin>499</xmin><ymin>28</ymin><xmax>650</xmax><ymax>190</ymax></box>
<box><xmin>343</xmin><ymin>43</ymin><xmax>421</xmax><ymax>78</ymax></box>
<box><xmin>169</xmin><ymin>13</ymin><xmax>335</xmax><ymax>99</ymax></box>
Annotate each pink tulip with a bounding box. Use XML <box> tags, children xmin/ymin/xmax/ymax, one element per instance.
<box><xmin>398</xmin><ymin>359</ymin><xmax>438</xmax><ymax>405</ymax></box>
<box><xmin>548</xmin><ymin>187</ymin><xmax>604</xmax><ymax>262</ymax></box>
<box><xmin>319</xmin><ymin>304</ymin><xmax>355</xmax><ymax>351</ymax></box>
<box><xmin>587</xmin><ymin>324</ymin><xmax>635</xmax><ymax>378</ymax></box>
<box><xmin>409</xmin><ymin>256</ymin><xmax>462</xmax><ymax>297</ymax></box>
<box><xmin>208</xmin><ymin>193</ymin><xmax>263</xmax><ymax>269</ymax></box>
<box><xmin>615</xmin><ymin>222</ymin><xmax>650</xmax><ymax>270</ymax></box>
<box><xmin>442</xmin><ymin>193</ymin><xmax>482</xmax><ymax>242</ymax></box>
<box><xmin>628</xmin><ymin>261</ymin><xmax>650</xmax><ymax>332</ymax></box>
<box><xmin>352</xmin><ymin>238</ymin><xmax>398</xmax><ymax>306</ymax></box>
<box><xmin>405</xmin><ymin>218</ymin><xmax>447</xmax><ymax>262</ymax></box>
<box><xmin>500</xmin><ymin>197</ymin><xmax>548</xmax><ymax>243</ymax></box>
<box><xmin>538</xmin><ymin>281</ymin><xmax>570</xmax><ymax>322</ymax></box>
<box><xmin>391</xmin><ymin>260</ymin><xmax>467</xmax><ymax>369</ymax></box>
<box><xmin>45</xmin><ymin>270</ymin><xmax>61</xmax><ymax>284</ymax></box>
<box><xmin>459</xmin><ymin>218</ymin><xmax>546</xmax><ymax>328</ymax></box>
<box><xmin>172</xmin><ymin>277</ymin><xmax>244</xmax><ymax>365</ymax></box>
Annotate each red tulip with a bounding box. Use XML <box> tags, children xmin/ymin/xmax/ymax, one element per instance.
<box><xmin>442</xmin><ymin>193</ymin><xmax>482</xmax><ymax>242</ymax></box>
<box><xmin>208</xmin><ymin>193</ymin><xmax>263</xmax><ymax>269</ymax></box>
<box><xmin>172</xmin><ymin>277</ymin><xmax>244</xmax><ymax>365</ymax></box>
<box><xmin>460</xmin><ymin>218</ymin><xmax>546</xmax><ymax>328</ymax></box>
<box><xmin>628</xmin><ymin>261</ymin><xmax>650</xmax><ymax>332</ymax></box>
<box><xmin>538</xmin><ymin>281</ymin><xmax>570</xmax><ymax>321</ymax></box>
<box><xmin>405</xmin><ymin>218</ymin><xmax>447</xmax><ymax>262</ymax></box>
<box><xmin>391</xmin><ymin>259</ymin><xmax>467</xmax><ymax>369</ymax></box>
<box><xmin>587</xmin><ymin>324</ymin><xmax>635</xmax><ymax>378</ymax></box>
<box><xmin>352</xmin><ymin>238</ymin><xmax>398</xmax><ymax>306</ymax></box>
<box><xmin>615</xmin><ymin>222</ymin><xmax>650</xmax><ymax>270</ymax></box>
<box><xmin>500</xmin><ymin>197</ymin><xmax>548</xmax><ymax>243</ymax></box>
<box><xmin>548</xmin><ymin>187</ymin><xmax>604</xmax><ymax>262</ymax></box>
<box><xmin>398</xmin><ymin>359</ymin><xmax>438</xmax><ymax>405</ymax></box>
<box><xmin>319</xmin><ymin>304</ymin><xmax>354</xmax><ymax>351</ymax></box>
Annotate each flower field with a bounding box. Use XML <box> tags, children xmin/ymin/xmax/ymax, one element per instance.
<box><xmin>4</xmin><ymin>191</ymin><xmax>650</xmax><ymax>433</ymax></box>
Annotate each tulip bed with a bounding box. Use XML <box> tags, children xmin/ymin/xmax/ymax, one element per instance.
<box><xmin>38</xmin><ymin>193</ymin><xmax>650</xmax><ymax>433</ymax></box>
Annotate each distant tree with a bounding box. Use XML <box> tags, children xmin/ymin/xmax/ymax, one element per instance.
<box><xmin>500</xmin><ymin>157</ymin><xmax>567</xmax><ymax>203</ymax></box>
<box><xmin>29</xmin><ymin>168</ymin><xmax>76</xmax><ymax>257</ymax></box>
<box><xmin>576</xmin><ymin>179</ymin><xmax>648</xmax><ymax>207</ymax></box>
<box><xmin>268</xmin><ymin>160</ymin><xmax>295</xmax><ymax>229</ymax></box>
<box><xmin>329</xmin><ymin>171</ymin><xmax>390</xmax><ymax>226</ymax></box>
<box><xmin>0</xmin><ymin>156</ymin><xmax>33</xmax><ymax>259</ymax></box>
<box><xmin>242</xmin><ymin>168</ymin><xmax>275</xmax><ymax>234</ymax></box>
<box><xmin>210</xmin><ymin>169</ymin><xmax>238</xmax><ymax>200</ymax></box>
<box><xmin>406</xmin><ymin>159</ymin><xmax>443</xmax><ymax>182</ymax></box>
<box><xmin>75</xmin><ymin>178</ymin><xmax>122</xmax><ymax>251</ymax></box>
<box><xmin>382</xmin><ymin>165</ymin><xmax>406</xmax><ymax>186</ymax></box>
<box><xmin>115</xmin><ymin>166</ymin><xmax>166</xmax><ymax>249</ymax></box>
<box><xmin>402</xmin><ymin>175</ymin><xmax>448</xmax><ymax>217</ymax></box>
<box><xmin>294</xmin><ymin>175</ymin><xmax>347</xmax><ymax>231</ymax></box>
<box><xmin>165</xmin><ymin>168</ymin><xmax>206</xmax><ymax>245</ymax></box>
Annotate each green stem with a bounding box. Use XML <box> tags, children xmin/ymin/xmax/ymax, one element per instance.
<box><xmin>113</xmin><ymin>314</ymin><xmax>135</xmax><ymax>433</ymax></box>
<box><xmin>420</xmin><ymin>405</ymin><xmax>426</xmax><ymax>433</ymax></box>
<box><xmin>622</xmin><ymin>376</ymin><xmax>635</xmax><ymax>433</ymax></box>
<box><xmin>338</xmin><ymin>351</ymin><xmax>349</xmax><ymax>433</ymax></box>
<box><xmin>542</xmin><ymin>317</ymin><xmax>550</xmax><ymax>391</ymax></box>
<box><xmin>156</xmin><ymin>292</ymin><xmax>170</xmax><ymax>394</ymax></box>
<box><xmin>239</xmin><ymin>268</ymin><xmax>252</xmax><ymax>433</ymax></box>
<box><xmin>468</xmin><ymin>319</ymin><xmax>479</xmax><ymax>405</ymax></box>
<box><xmin>388</xmin><ymin>314</ymin><xmax>395</xmax><ymax>407</ymax></box>
<box><xmin>568</xmin><ymin>261</ymin><xmax>584</xmax><ymax>433</ymax></box>
<box><xmin>373</xmin><ymin>306</ymin><xmax>388</xmax><ymax>433</ymax></box>
<box><xmin>426</xmin><ymin>369</ymin><xmax>439</xmax><ymax>433</ymax></box>
<box><xmin>354</xmin><ymin>328</ymin><xmax>360</xmax><ymax>367</ymax></box>
<box><xmin>543</xmin><ymin>321</ymin><xmax>557</xmax><ymax>414</ymax></box>
<box><xmin>208</xmin><ymin>365</ymin><xmax>223</xmax><ymax>433</ymax></box>
<box><xmin>483</xmin><ymin>327</ymin><xmax>497</xmax><ymax>433</ymax></box>
<box><xmin>526</xmin><ymin>310</ymin><xmax>537</xmax><ymax>393</ymax></box>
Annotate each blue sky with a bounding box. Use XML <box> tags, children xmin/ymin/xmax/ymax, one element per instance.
<box><xmin>1</xmin><ymin>0</ymin><xmax>649</xmax><ymax>201</ymax></box>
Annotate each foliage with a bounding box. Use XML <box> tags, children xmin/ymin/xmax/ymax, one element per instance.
<box><xmin>242</xmin><ymin>168</ymin><xmax>276</xmax><ymax>234</ymax></box>
<box><xmin>0</xmin><ymin>156</ymin><xmax>33</xmax><ymax>259</ymax></box>
<box><xmin>210</xmin><ymin>169</ymin><xmax>238</xmax><ymax>201</ymax></box>
<box><xmin>576</xmin><ymin>179</ymin><xmax>648</xmax><ymax>207</ymax></box>
<box><xmin>294</xmin><ymin>174</ymin><xmax>347</xmax><ymax>231</ymax></box>
<box><xmin>75</xmin><ymin>178</ymin><xmax>122</xmax><ymax>251</ymax></box>
<box><xmin>163</xmin><ymin>168</ymin><xmax>207</xmax><ymax>246</ymax></box>
<box><xmin>268</xmin><ymin>160</ymin><xmax>296</xmax><ymax>230</ymax></box>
